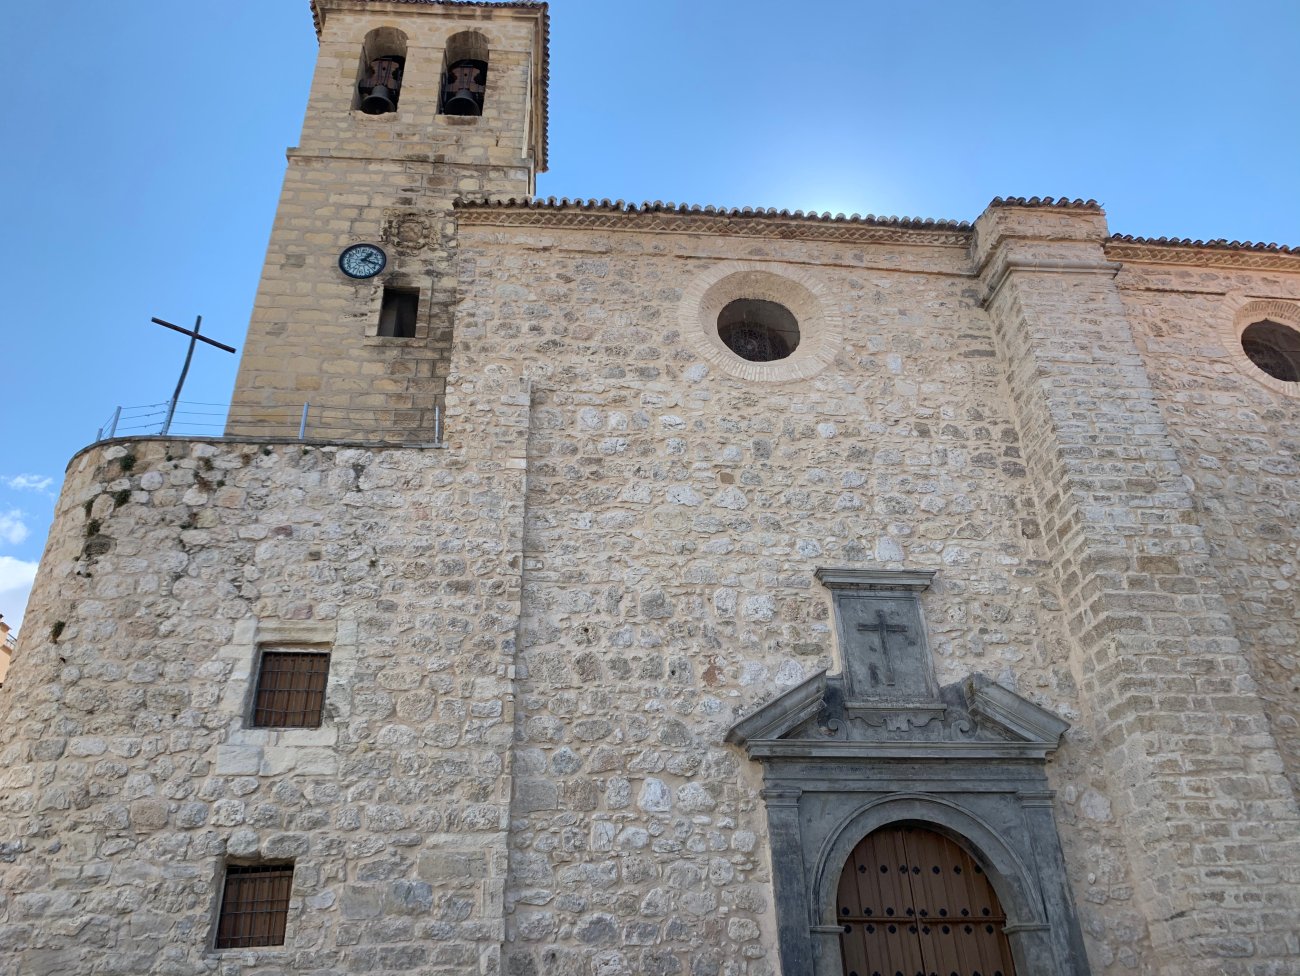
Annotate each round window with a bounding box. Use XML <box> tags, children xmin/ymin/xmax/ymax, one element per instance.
<box><xmin>717</xmin><ymin>299</ymin><xmax>800</xmax><ymax>362</ymax></box>
<box><xmin>680</xmin><ymin>262</ymin><xmax>841</xmax><ymax>382</ymax></box>
<box><xmin>1241</xmin><ymin>320</ymin><xmax>1300</xmax><ymax>382</ymax></box>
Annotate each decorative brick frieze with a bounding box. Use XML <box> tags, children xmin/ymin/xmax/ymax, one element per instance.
<box><xmin>456</xmin><ymin>198</ymin><xmax>975</xmax><ymax>247</ymax></box>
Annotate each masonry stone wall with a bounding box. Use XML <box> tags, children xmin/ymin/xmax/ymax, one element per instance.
<box><xmin>1114</xmin><ymin>260</ymin><xmax>1300</xmax><ymax>796</ymax></box>
<box><xmin>5</xmin><ymin>210</ymin><xmax>1300</xmax><ymax>976</ymax></box>
<box><xmin>0</xmin><ymin>385</ymin><xmax>529</xmax><ymax>975</ymax></box>
<box><xmin>450</xmin><ymin>217</ymin><xmax>1150</xmax><ymax>976</ymax></box>
<box><xmin>228</xmin><ymin>3</ymin><xmax>543</xmax><ymax>440</ymax></box>
<box><xmin>11</xmin><ymin>0</ymin><xmax>1299</xmax><ymax>973</ymax></box>
<box><xmin>976</xmin><ymin>211</ymin><xmax>1300</xmax><ymax>975</ymax></box>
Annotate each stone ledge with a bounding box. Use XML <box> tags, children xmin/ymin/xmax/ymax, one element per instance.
<box><xmin>814</xmin><ymin>567</ymin><xmax>936</xmax><ymax>591</ymax></box>
<box><xmin>67</xmin><ymin>434</ymin><xmax>447</xmax><ymax>472</ymax></box>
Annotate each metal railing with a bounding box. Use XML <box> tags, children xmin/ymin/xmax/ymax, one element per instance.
<box><xmin>94</xmin><ymin>399</ymin><xmax>443</xmax><ymax>446</ymax></box>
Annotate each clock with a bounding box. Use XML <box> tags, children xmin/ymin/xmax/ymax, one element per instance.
<box><xmin>339</xmin><ymin>243</ymin><xmax>387</xmax><ymax>279</ymax></box>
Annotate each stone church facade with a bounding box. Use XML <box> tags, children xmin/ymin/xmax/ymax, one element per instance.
<box><xmin>3</xmin><ymin>2</ymin><xmax>1299</xmax><ymax>974</ymax></box>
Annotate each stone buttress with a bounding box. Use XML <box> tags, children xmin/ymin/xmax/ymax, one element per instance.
<box><xmin>977</xmin><ymin>199</ymin><xmax>1300</xmax><ymax>973</ymax></box>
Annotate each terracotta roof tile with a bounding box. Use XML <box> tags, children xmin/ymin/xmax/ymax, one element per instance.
<box><xmin>309</xmin><ymin>0</ymin><xmax>550</xmax><ymax>171</ymax></box>
<box><xmin>1109</xmin><ymin>233</ymin><xmax>1296</xmax><ymax>255</ymax></box>
<box><xmin>986</xmin><ymin>196</ymin><xmax>1102</xmax><ymax>211</ymax></box>
<box><xmin>455</xmin><ymin>196</ymin><xmax>972</xmax><ymax>229</ymax></box>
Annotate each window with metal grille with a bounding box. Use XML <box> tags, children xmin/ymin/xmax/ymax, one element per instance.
<box><xmin>717</xmin><ymin>298</ymin><xmax>800</xmax><ymax>362</ymax></box>
<box><xmin>215</xmin><ymin>863</ymin><xmax>293</xmax><ymax>949</ymax></box>
<box><xmin>252</xmin><ymin>649</ymin><xmax>330</xmax><ymax>728</ymax></box>
<box><xmin>1241</xmin><ymin>319</ymin><xmax>1300</xmax><ymax>382</ymax></box>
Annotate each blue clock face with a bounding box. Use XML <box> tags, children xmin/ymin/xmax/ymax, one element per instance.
<box><xmin>339</xmin><ymin>243</ymin><xmax>387</xmax><ymax>278</ymax></box>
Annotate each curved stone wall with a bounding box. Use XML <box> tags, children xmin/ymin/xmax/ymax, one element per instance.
<box><xmin>0</xmin><ymin>431</ymin><xmax>526</xmax><ymax>974</ymax></box>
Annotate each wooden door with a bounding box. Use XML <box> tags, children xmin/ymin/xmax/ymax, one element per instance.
<box><xmin>837</xmin><ymin>826</ymin><xmax>1016</xmax><ymax>976</ymax></box>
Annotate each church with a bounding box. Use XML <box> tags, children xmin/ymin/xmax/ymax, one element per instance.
<box><xmin>3</xmin><ymin>2</ymin><xmax>1299</xmax><ymax>974</ymax></box>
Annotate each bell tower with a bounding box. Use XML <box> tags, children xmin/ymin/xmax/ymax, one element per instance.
<box><xmin>228</xmin><ymin>0</ymin><xmax>548</xmax><ymax>442</ymax></box>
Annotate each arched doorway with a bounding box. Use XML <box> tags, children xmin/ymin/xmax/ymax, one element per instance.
<box><xmin>836</xmin><ymin>825</ymin><xmax>1016</xmax><ymax>976</ymax></box>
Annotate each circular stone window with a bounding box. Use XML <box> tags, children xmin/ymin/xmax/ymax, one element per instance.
<box><xmin>1225</xmin><ymin>300</ymin><xmax>1300</xmax><ymax>396</ymax></box>
<box><xmin>718</xmin><ymin>299</ymin><xmax>800</xmax><ymax>362</ymax></box>
<box><xmin>679</xmin><ymin>262</ymin><xmax>842</xmax><ymax>382</ymax></box>
<box><xmin>1240</xmin><ymin>320</ymin><xmax>1300</xmax><ymax>382</ymax></box>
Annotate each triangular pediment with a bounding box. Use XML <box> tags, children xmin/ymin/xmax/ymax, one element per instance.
<box><xmin>725</xmin><ymin>671</ymin><xmax>829</xmax><ymax>744</ymax></box>
<box><xmin>726</xmin><ymin>670</ymin><xmax>1068</xmax><ymax>761</ymax></box>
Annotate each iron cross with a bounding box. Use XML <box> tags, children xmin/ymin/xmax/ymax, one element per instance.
<box><xmin>149</xmin><ymin>315</ymin><xmax>237</xmax><ymax>435</ymax></box>
<box><xmin>857</xmin><ymin>611</ymin><xmax>908</xmax><ymax>686</ymax></box>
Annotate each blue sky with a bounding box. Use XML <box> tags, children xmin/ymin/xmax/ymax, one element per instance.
<box><xmin>2</xmin><ymin>0</ymin><xmax>1298</xmax><ymax>631</ymax></box>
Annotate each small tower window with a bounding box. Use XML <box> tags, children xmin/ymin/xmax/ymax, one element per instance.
<box><xmin>718</xmin><ymin>299</ymin><xmax>801</xmax><ymax>362</ymax></box>
<box><xmin>354</xmin><ymin>27</ymin><xmax>408</xmax><ymax>115</ymax></box>
<box><xmin>379</xmin><ymin>286</ymin><xmax>420</xmax><ymax>338</ymax></box>
<box><xmin>439</xmin><ymin>31</ymin><xmax>489</xmax><ymax>116</ymax></box>
<box><xmin>1241</xmin><ymin>319</ymin><xmax>1300</xmax><ymax>382</ymax></box>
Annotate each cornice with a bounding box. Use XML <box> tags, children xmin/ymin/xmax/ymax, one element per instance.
<box><xmin>1106</xmin><ymin>235</ymin><xmax>1300</xmax><ymax>272</ymax></box>
<box><xmin>455</xmin><ymin>197</ymin><xmax>973</xmax><ymax>247</ymax></box>
<box><xmin>312</xmin><ymin>0</ymin><xmax>546</xmax><ymax>35</ymax></box>
<box><xmin>979</xmin><ymin>255</ymin><xmax>1121</xmax><ymax>308</ymax></box>
<box><xmin>814</xmin><ymin>567</ymin><xmax>937</xmax><ymax>591</ymax></box>
<box><xmin>743</xmin><ymin>740</ymin><xmax>1060</xmax><ymax>761</ymax></box>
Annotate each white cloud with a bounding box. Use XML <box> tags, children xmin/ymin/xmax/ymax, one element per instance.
<box><xmin>3</xmin><ymin>475</ymin><xmax>53</xmax><ymax>493</ymax></box>
<box><xmin>0</xmin><ymin>510</ymin><xmax>29</xmax><ymax>546</ymax></box>
<box><xmin>0</xmin><ymin>555</ymin><xmax>38</xmax><ymax>590</ymax></box>
<box><xmin>0</xmin><ymin>555</ymin><xmax>39</xmax><ymax>632</ymax></box>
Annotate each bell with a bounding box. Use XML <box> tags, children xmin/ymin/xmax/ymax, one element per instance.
<box><xmin>358</xmin><ymin>56</ymin><xmax>404</xmax><ymax>115</ymax></box>
<box><xmin>360</xmin><ymin>86</ymin><xmax>396</xmax><ymax>115</ymax></box>
<box><xmin>442</xmin><ymin>89</ymin><xmax>480</xmax><ymax>116</ymax></box>
<box><xmin>442</xmin><ymin>59</ymin><xmax>486</xmax><ymax>116</ymax></box>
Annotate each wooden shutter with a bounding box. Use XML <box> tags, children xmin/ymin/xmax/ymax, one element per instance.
<box><xmin>252</xmin><ymin>649</ymin><xmax>329</xmax><ymax>728</ymax></box>
<box><xmin>215</xmin><ymin>864</ymin><xmax>293</xmax><ymax>948</ymax></box>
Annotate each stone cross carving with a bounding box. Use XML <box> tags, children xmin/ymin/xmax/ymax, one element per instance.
<box><xmin>815</xmin><ymin>567</ymin><xmax>940</xmax><ymax>707</ymax></box>
<box><xmin>856</xmin><ymin>611</ymin><xmax>907</xmax><ymax>686</ymax></box>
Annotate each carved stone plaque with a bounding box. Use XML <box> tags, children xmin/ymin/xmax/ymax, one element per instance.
<box><xmin>837</xmin><ymin>593</ymin><xmax>929</xmax><ymax>700</ymax></box>
<box><xmin>382</xmin><ymin>209</ymin><xmax>434</xmax><ymax>250</ymax></box>
<box><xmin>815</xmin><ymin>568</ymin><xmax>940</xmax><ymax>707</ymax></box>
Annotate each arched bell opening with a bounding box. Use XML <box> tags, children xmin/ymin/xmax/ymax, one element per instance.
<box><xmin>835</xmin><ymin>825</ymin><xmax>1016</xmax><ymax>976</ymax></box>
<box><xmin>439</xmin><ymin>31</ymin><xmax>489</xmax><ymax>117</ymax></box>
<box><xmin>353</xmin><ymin>27</ymin><xmax>408</xmax><ymax>115</ymax></box>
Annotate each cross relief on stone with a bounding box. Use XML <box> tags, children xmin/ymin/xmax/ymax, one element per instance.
<box><xmin>815</xmin><ymin>567</ymin><xmax>940</xmax><ymax>705</ymax></box>
<box><xmin>856</xmin><ymin>611</ymin><xmax>908</xmax><ymax>687</ymax></box>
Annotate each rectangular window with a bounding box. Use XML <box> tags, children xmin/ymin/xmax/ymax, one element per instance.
<box><xmin>378</xmin><ymin>286</ymin><xmax>419</xmax><ymax>338</ymax></box>
<box><xmin>252</xmin><ymin>649</ymin><xmax>330</xmax><ymax>728</ymax></box>
<box><xmin>215</xmin><ymin>863</ymin><xmax>293</xmax><ymax>949</ymax></box>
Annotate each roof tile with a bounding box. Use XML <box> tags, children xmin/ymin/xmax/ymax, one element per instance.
<box><xmin>986</xmin><ymin>196</ymin><xmax>1102</xmax><ymax>211</ymax></box>
<box><xmin>454</xmin><ymin>196</ymin><xmax>972</xmax><ymax>230</ymax></box>
<box><xmin>1109</xmin><ymin>233</ymin><xmax>1295</xmax><ymax>255</ymax></box>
